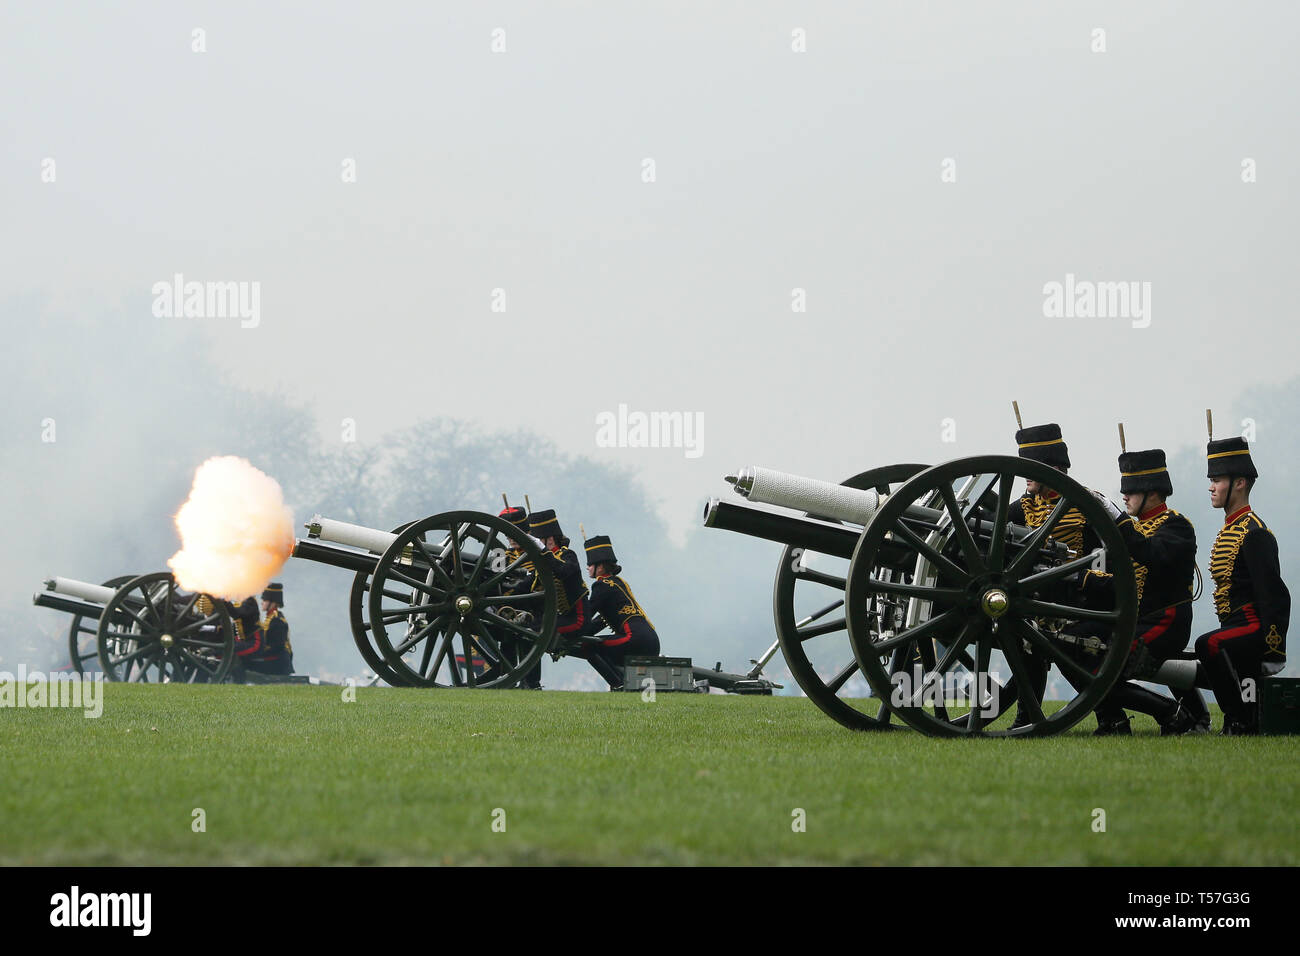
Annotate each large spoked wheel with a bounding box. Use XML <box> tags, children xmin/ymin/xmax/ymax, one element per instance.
<box><xmin>368</xmin><ymin>511</ymin><xmax>558</xmax><ymax>688</ymax></box>
<box><xmin>348</xmin><ymin>523</ymin><xmax>416</xmax><ymax>687</ymax></box>
<box><xmin>96</xmin><ymin>572</ymin><xmax>236</xmax><ymax>683</ymax></box>
<box><xmin>845</xmin><ymin>455</ymin><xmax>1137</xmax><ymax>737</ymax></box>
<box><xmin>68</xmin><ymin>574</ymin><xmax>135</xmax><ymax>675</ymax></box>
<box><xmin>774</xmin><ymin>464</ymin><xmax>931</xmax><ymax>731</ymax></box>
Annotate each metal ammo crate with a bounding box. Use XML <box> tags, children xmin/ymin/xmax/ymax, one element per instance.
<box><xmin>623</xmin><ymin>656</ymin><xmax>696</xmax><ymax>692</ymax></box>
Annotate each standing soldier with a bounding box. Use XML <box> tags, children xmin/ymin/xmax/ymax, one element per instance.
<box><xmin>1081</xmin><ymin>445</ymin><xmax>1207</xmax><ymax>734</ymax></box>
<box><xmin>1194</xmin><ymin>433</ymin><xmax>1290</xmax><ymax>734</ymax></box>
<box><xmin>573</xmin><ymin>534</ymin><xmax>661</xmax><ymax>690</ymax></box>
<box><xmin>527</xmin><ymin>508</ymin><xmax>590</xmax><ymax>643</ymax></box>
<box><xmin>259</xmin><ymin>582</ymin><xmax>293</xmax><ymax>677</ymax></box>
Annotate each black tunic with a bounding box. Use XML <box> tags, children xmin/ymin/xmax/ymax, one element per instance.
<box><xmin>1207</xmin><ymin>507</ymin><xmax>1289</xmax><ymax>671</ymax></box>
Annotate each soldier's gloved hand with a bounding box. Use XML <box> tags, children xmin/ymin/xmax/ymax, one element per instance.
<box><xmin>1091</xmin><ymin>490</ymin><xmax>1123</xmax><ymax>522</ymax></box>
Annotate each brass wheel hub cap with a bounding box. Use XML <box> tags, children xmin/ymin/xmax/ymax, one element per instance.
<box><xmin>981</xmin><ymin>589</ymin><xmax>1009</xmax><ymax>619</ymax></box>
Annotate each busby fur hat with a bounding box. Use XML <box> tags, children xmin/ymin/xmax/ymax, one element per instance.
<box><xmin>499</xmin><ymin>506</ymin><xmax>529</xmax><ymax>531</ymax></box>
<box><xmin>262</xmin><ymin>582</ymin><xmax>285</xmax><ymax>606</ymax></box>
<box><xmin>584</xmin><ymin>535</ymin><xmax>617</xmax><ymax>568</ymax></box>
<box><xmin>528</xmin><ymin>509</ymin><xmax>563</xmax><ymax>541</ymax></box>
<box><xmin>1118</xmin><ymin>449</ymin><xmax>1173</xmax><ymax>497</ymax></box>
<box><xmin>1016</xmin><ymin>423</ymin><xmax>1071</xmax><ymax>469</ymax></box>
<box><xmin>1207</xmin><ymin>437</ymin><xmax>1258</xmax><ymax>480</ymax></box>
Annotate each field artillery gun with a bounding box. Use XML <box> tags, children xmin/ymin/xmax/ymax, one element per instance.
<box><xmin>705</xmin><ymin>454</ymin><xmax>1147</xmax><ymax>737</ymax></box>
<box><xmin>34</xmin><ymin>574</ymin><xmax>236</xmax><ymax>683</ymax></box>
<box><xmin>293</xmin><ymin>510</ymin><xmax>559</xmax><ymax>689</ymax></box>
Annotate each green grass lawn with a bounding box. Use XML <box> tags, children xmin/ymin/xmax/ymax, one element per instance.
<box><xmin>2</xmin><ymin>684</ymin><xmax>1295</xmax><ymax>865</ymax></box>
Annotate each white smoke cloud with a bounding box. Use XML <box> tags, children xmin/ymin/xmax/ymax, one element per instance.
<box><xmin>168</xmin><ymin>457</ymin><xmax>294</xmax><ymax>601</ymax></box>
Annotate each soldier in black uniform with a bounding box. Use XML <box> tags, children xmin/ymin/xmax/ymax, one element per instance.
<box><xmin>229</xmin><ymin>596</ymin><xmax>266</xmax><ymax>673</ymax></box>
<box><xmin>1194</xmin><ymin>437</ymin><xmax>1290</xmax><ymax>734</ymax></box>
<box><xmin>258</xmin><ymin>582</ymin><xmax>293</xmax><ymax>676</ymax></box>
<box><xmin>492</xmin><ymin>505</ymin><xmax>542</xmax><ymax>688</ymax></box>
<box><xmin>527</xmin><ymin>509</ymin><xmax>590</xmax><ymax>642</ymax></box>
<box><xmin>1080</xmin><ymin>449</ymin><xmax>1207</xmax><ymax>734</ymax></box>
<box><xmin>571</xmin><ymin>534</ymin><xmax>661</xmax><ymax>689</ymax></box>
<box><xmin>1005</xmin><ymin>423</ymin><xmax>1100</xmax><ymax>728</ymax></box>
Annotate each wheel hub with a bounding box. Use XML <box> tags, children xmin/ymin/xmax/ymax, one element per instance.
<box><xmin>981</xmin><ymin>588</ymin><xmax>1009</xmax><ymax>619</ymax></box>
<box><xmin>454</xmin><ymin>595</ymin><xmax>474</xmax><ymax>617</ymax></box>
<box><xmin>160</xmin><ymin>633</ymin><xmax>175</xmax><ymax>647</ymax></box>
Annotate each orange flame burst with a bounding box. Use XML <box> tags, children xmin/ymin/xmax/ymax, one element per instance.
<box><xmin>167</xmin><ymin>456</ymin><xmax>295</xmax><ymax>602</ymax></box>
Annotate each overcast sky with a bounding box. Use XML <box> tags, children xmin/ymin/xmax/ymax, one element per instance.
<box><xmin>4</xmin><ymin>1</ymin><xmax>1298</xmax><ymax>542</ymax></box>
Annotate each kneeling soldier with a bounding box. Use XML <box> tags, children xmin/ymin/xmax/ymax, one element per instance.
<box><xmin>258</xmin><ymin>582</ymin><xmax>294</xmax><ymax>676</ymax></box>
<box><xmin>1083</xmin><ymin>447</ymin><xmax>1207</xmax><ymax>734</ymax></box>
<box><xmin>574</xmin><ymin>534</ymin><xmax>661</xmax><ymax>690</ymax></box>
<box><xmin>1194</xmin><ymin>435</ymin><xmax>1290</xmax><ymax>734</ymax></box>
<box><xmin>494</xmin><ymin>505</ymin><xmax>542</xmax><ymax>688</ymax></box>
<box><xmin>527</xmin><ymin>509</ymin><xmax>590</xmax><ymax>641</ymax></box>
<box><xmin>1006</xmin><ymin>421</ymin><xmax>1101</xmax><ymax>727</ymax></box>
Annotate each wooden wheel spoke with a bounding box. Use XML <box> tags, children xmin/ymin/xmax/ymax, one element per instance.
<box><xmin>480</xmin><ymin>591</ymin><xmax>544</xmax><ymax>605</ymax></box>
<box><xmin>872</xmin><ymin>609</ymin><xmax>958</xmax><ymax>653</ymax></box>
<box><xmin>861</xmin><ymin>577</ymin><xmax>965</xmax><ymax>603</ymax></box>
<box><xmin>792</xmin><ymin>567</ymin><xmax>847</xmax><ymax>590</ymax></box>
<box><xmin>418</xmin><ymin>623</ymin><xmax>439</xmax><ymax>677</ymax></box>
<box><xmin>429</xmin><ymin>627</ymin><xmax>456</xmax><ymax>679</ymax></box>
<box><xmin>394</xmin><ymin>614</ymin><xmax>449</xmax><ymax>656</ymax></box>
<box><xmin>916</xmin><ymin>640</ymin><xmax>949</xmax><ymax>722</ymax></box>
<box><xmin>176</xmin><ymin>634</ymin><xmax>227</xmax><ymax>648</ymax></box>
<box><xmin>448</xmin><ymin>525</ymin><xmax>465</xmax><ymax>586</ymax></box>
<box><xmin>138</xmin><ymin>586</ymin><xmax>162</xmax><ymax>629</ymax></box>
<box><xmin>462</xmin><ymin>629</ymin><xmax>477</xmax><ymax>687</ymax></box>
<box><xmin>826</xmin><ymin>659</ymin><xmax>859</xmax><ymax>694</ymax></box>
<box><xmin>112</xmin><ymin>602</ymin><xmax>152</xmax><ymax>632</ymax></box>
<box><xmin>964</xmin><ymin>634</ymin><xmax>992</xmax><ymax>734</ymax></box>
<box><xmin>173</xmin><ymin>613</ymin><xmax>222</xmax><ymax>637</ymax></box>
<box><xmin>1012</xmin><ymin>619</ymin><xmax>1097</xmax><ymax>685</ymax></box>
<box><xmin>177</xmin><ymin>649</ymin><xmax>222</xmax><ymax>676</ymax></box>
<box><xmin>413</xmin><ymin>538</ymin><xmax>457</xmax><ymax>592</ymax></box>
<box><xmin>491</xmin><ymin>614</ymin><xmax>544</xmax><ymax>644</ymax></box>
<box><xmin>1020</xmin><ymin>599</ymin><xmax>1119</xmax><ymax>624</ymax></box>
<box><xmin>1006</xmin><ymin>496</ymin><xmax>1072</xmax><ymax>577</ymax></box>
<box><xmin>933</xmin><ymin>618</ymin><xmax>980</xmax><ymax>675</ymax></box>
<box><xmin>471</xmin><ymin>622</ymin><xmax>508</xmax><ymax>667</ymax></box>
<box><xmin>479</xmin><ymin>552</ymin><xmax>532</xmax><ymax>593</ymax></box>
<box><xmin>380</xmin><ymin>601</ymin><xmax>447</xmax><ymax>623</ymax></box>
<box><xmin>797</xmin><ymin>617</ymin><xmax>847</xmax><ymax>641</ymax></box>
<box><xmin>174</xmin><ymin>590</ymin><xmax>200</xmax><ymax>620</ymax></box>
<box><xmin>998</xmin><ymin>626</ymin><xmax>1046</xmax><ymax>725</ymax></box>
<box><xmin>986</xmin><ymin>474</ymin><xmax>1014</xmax><ymax>571</ymax></box>
<box><xmin>890</xmin><ymin>520</ymin><xmax>968</xmax><ymax>584</ymax></box>
<box><xmin>1017</xmin><ymin>552</ymin><xmax>1100</xmax><ymax>590</ymax></box>
<box><xmin>468</xmin><ymin>528</ymin><xmax>499</xmax><ymax>588</ymax></box>
<box><xmin>938</xmin><ymin>483</ymin><xmax>984</xmax><ymax>573</ymax></box>
<box><xmin>386</xmin><ymin>566</ymin><xmax>446</xmax><ymax>599</ymax></box>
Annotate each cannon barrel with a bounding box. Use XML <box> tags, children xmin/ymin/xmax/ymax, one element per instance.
<box><xmin>711</xmin><ymin>468</ymin><xmax>1072</xmax><ymax>567</ymax></box>
<box><xmin>703</xmin><ymin>498</ymin><xmax>921</xmax><ymax>567</ymax></box>
<box><xmin>294</xmin><ymin>515</ymin><xmax>491</xmax><ymax>575</ymax></box>
<box><xmin>43</xmin><ymin>576</ymin><xmax>117</xmax><ymax>606</ymax></box>
<box><xmin>704</xmin><ymin>498</ymin><xmax>862</xmax><ymax>559</ymax></box>
<box><xmin>723</xmin><ymin>464</ymin><xmax>1072</xmax><ymax>556</ymax></box>
<box><xmin>305</xmin><ymin>515</ymin><xmax>397</xmax><ymax>554</ymax></box>
<box><xmin>726</xmin><ymin>465</ymin><xmax>943</xmax><ymax>526</ymax></box>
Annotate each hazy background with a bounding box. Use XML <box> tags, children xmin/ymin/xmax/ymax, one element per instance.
<box><xmin>3</xmin><ymin>2</ymin><xmax>1297</xmax><ymax>687</ymax></box>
